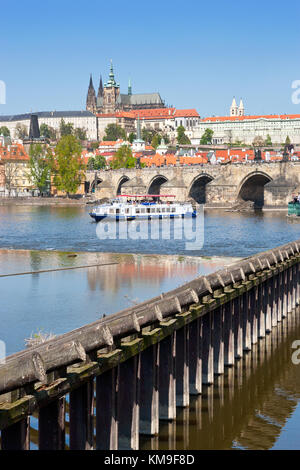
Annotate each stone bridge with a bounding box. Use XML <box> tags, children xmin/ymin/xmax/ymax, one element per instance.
<box><xmin>86</xmin><ymin>162</ymin><xmax>300</xmax><ymax>208</ymax></box>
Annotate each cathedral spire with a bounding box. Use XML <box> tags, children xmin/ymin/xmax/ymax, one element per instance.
<box><xmin>86</xmin><ymin>74</ymin><xmax>96</xmax><ymax>113</ymax></box>
<box><xmin>97</xmin><ymin>75</ymin><xmax>103</xmax><ymax>99</ymax></box>
<box><xmin>128</xmin><ymin>78</ymin><xmax>132</xmax><ymax>96</ymax></box>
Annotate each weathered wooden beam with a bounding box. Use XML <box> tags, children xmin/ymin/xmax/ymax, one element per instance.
<box><xmin>140</xmin><ymin>334</ymin><xmax>160</xmax><ymax>436</ymax></box>
<box><xmin>159</xmin><ymin>326</ymin><xmax>176</xmax><ymax>421</ymax></box>
<box><xmin>38</xmin><ymin>397</ymin><xmax>65</xmax><ymax>450</ymax></box>
<box><xmin>96</xmin><ymin>362</ymin><xmax>119</xmax><ymax>450</ymax></box>
<box><xmin>69</xmin><ymin>377</ymin><xmax>94</xmax><ymax>450</ymax></box>
<box><xmin>1</xmin><ymin>417</ymin><xmax>30</xmax><ymax>450</ymax></box>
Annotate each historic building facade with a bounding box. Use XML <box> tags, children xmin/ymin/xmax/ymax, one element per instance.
<box><xmin>86</xmin><ymin>61</ymin><xmax>165</xmax><ymax>114</ymax></box>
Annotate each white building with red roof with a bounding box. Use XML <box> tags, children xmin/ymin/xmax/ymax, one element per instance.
<box><xmin>190</xmin><ymin>113</ymin><xmax>300</xmax><ymax>145</ymax></box>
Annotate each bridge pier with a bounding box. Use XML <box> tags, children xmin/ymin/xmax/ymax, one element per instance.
<box><xmin>176</xmin><ymin>324</ymin><xmax>189</xmax><ymax>407</ymax></box>
<box><xmin>140</xmin><ymin>342</ymin><xmax>159</xmax><ymax>435</ymax></box>
<box><xmin>224</xmin><ymin>300</ymin><xmax>234</xmax><ymax>366</ymax></box>
<box><xmin>96</xmin><ymin>366</ymin><xmax>118</xmax><ymax>450</ymax></box>
<box><xmin>202</xmin><ymin>311</ymin><xmax>214</xmax><ymax>384</ymax></box>
<box><xmin>118</xmin><ymin>353</ymin><xmax>141</xmax><ymax>450</ymax></box>
<box><xmin>233</xmin><ymin>295</ymin><xmax>243</xmax><ymax>359</ymax></box>
<box><xmin>189</xmin><ymin>317</ymin><xmax>202</xmax><ymax>395</ymax></box>
<box><xmin>159</xmin><ymin>331</ymin><xmax>176</xmax><ymax>421</ymax></box>
<box><xmin>213</xmin><ymin>306</ymin><xmax>224</xmax><ymax>375</ymax></box>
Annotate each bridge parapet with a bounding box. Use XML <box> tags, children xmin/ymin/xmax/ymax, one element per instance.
<box><xmin>1</xmin><ymin>240</ymin><xmax>300</xmax><ymax>449</ymax></box>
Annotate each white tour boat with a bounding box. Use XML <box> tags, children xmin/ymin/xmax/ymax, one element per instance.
<box><xmin>89</xmin><ymin>195</ymin><xmax>197</xmax><ymax>222</ymax></box>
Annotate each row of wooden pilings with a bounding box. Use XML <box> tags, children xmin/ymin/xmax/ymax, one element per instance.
<box><xmin>1</xmin><ymin>240</ymin><xmax>300</xmax><ymax>450</ymax></box>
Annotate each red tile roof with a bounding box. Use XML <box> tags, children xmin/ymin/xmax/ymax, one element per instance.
<box><xmin>201</xmin><ymin>114</ymin><xmax>300</xmax><ymax>123</ymax></box>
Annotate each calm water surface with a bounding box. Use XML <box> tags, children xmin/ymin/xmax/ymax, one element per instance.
<box><xmin>0</xmin><ymin>205</ymin><xmax>299</xmax><ymax>257</ymax></box>
<box><xmin>1</xmin><ymin>205</ymin><xmax>300</xmax><ymax>450</ymax></box>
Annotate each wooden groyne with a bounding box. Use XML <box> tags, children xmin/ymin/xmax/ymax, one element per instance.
<box><xmin>1</xmin><ymin>239</ymin><xmax>300</xmax><ymax>450</ymax></box>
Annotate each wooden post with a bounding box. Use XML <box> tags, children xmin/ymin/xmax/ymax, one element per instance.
<box><xmin>189</xmin><ymin>318</ymin><xmax>202</xmax><ymax>395</ymax></box>
<box><xmin>233</xmin><ymin>296</ymin><xmax>243</xmax><ymax>359</ymax></box>
<box><xmin>140</xmin><ymin>343</ymin><xmax>159</xmax><ymax>435</ymax></box>
<box><xmin>251</xmin><ymin>285</ymin><xmax>258</xmax><ymax>344</ymax></box>
<box><xmin>283</xmin><ymin>269</ymin><xmax>288</xmax><ymax>317</ymax></box>
<box><xmin>243</xmin><ymin>291</ymin><xmax>251</xmax><ymax>350</ymax></box>
<box><xmin>118</xmin><ymin>354</ymin><xmax>140</xmax><ymax>450</ymax></box>
<box><xmin>96</xmin><ymin>365</ymin><xmax>119</xmax><ymax>450</ymax></box>
<box><xmin>258</xmin><ymin>281</ymin><xmax>266</xmax><ymax>338</ymax></box>
<box><xmin>224</xmin><ymin>300</ymin><xmax>234</xmax><ymax>366</ymax></box>
<box><xmin>278</xmin><ymin>270</ymin><xmax>284</xmax><ymax>321</ymax></box>
<box><xmin>287</xmin><ymin>266</ymin><xmax>292</xmax><ymax>314</ymax></box>
<box><xmin>213</xmin><ymin>306</ymin><xmax>224</xmax><ymax>374</ymax></box>
<box><xmin>272</xmin><ymin>274</ymin><xmax>278</xmax><ymax>328</ymax></box>
<box><xmin>265</xmin><ymin>278</ymin><xmax>273</xmax><ymax>333</ymax></box>
<box><xmin>202</xmin><ymin>311</ymin><xmax>214</xmax><ymax>384</ymax></box>
<box><xmin>1</xmin><ymin>417</ymin><xmax>30</xmax><ymax>450</ymax></box>
<box><xmin>159</xmin><ymin>332</ymin><xmax>176</xmax><ymax>421</ymax></box>
<box><xmin>38</xmin><ymin>397</ymin><xmax>65</xmax><ymax>450</ymax></box>
<box><xmin>69</xmin><ymin>378</ymin><xmax>94</xmax><ymax>450</ymax></box>
<box><xmin>176</xmin><ymin>325</ymin><xmax>189</xmax><ymax>407</ymax></box>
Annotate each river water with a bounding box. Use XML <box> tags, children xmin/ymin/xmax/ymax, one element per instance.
<box><xmin>0</xmin><ymin>205</ymin><xmax>300</xmax><ymax>449</ymax></box>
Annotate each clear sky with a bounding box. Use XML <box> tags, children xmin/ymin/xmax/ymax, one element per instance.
<box><xmin>1</xmin><ymin>0</ymin><xmax>300</xmax><ymax>117</ymax></box>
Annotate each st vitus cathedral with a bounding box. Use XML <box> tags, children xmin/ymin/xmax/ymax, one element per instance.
<box><xmin>86</xmin><ymin>61</ymin><xmax>165</xmax><ymax>114</ymax></box>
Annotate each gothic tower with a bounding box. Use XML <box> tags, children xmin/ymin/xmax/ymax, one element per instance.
<box><xmin>230</xmin><ymin>97</ymin><xmax>238</xmax><ymax>116</ymax></box>
<box><xmin>102</xmin><ymin>61</ymin><xmax>120</xmax><ymax>113</ymax></box>
<box><xmin>238</xmin><ymin>98</ymin><xmax>244</xmax><ymax>116</ymax></box>
<box><xmin>86</xmin><ymin>75</ymin><xmax>96</xmax><ymax>113</ymax></box>
<box><xmin>97</xmin><ymin>75</ymin><xmax>103</xmax><ymax>100</ymax></box>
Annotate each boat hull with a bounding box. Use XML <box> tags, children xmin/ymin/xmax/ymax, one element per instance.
<box><xmin>89</xmin><ymin>211</ymin><xmax>197</xmax><ymax>222</ymax></box>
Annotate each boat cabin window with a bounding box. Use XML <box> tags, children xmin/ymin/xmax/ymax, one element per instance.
<box><xmin>109</xmin><ymin>208</ymin><xmax>114</xmax><ymax>214</ymax></box>
<box><xmin>147</xmin><ymin>208</ymin><xmax>151</xmax><ymax>213</ymax></box>
<box><xmin>141</xmin><ymin>208</ymin><xmax>146</xmax><ymax>213</ymax></box>
<box><xmin>125</xmin><ymin>208</ymin><xmax>129</xmax><ymax>214</ymax></box>
<box><xmin>136</xmin><ymin>208</ymin><xmax>140</xmax><ymax>214</ymax></box>
<box><xmin>172</xmin><ymin>207</ymin><xmax>176</xmax><ymax>212</ymax></box>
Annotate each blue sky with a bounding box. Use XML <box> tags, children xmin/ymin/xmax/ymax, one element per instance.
<box><xmin>1</xmin><ymin>0</ymin><xmax>300</xmax><ymax>117</ymax></box>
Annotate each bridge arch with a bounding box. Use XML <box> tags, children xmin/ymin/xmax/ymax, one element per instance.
<box><xmin>90</xmin><ymin>178</ymin><xmax>103</xmax><ymax>194</ymax></box>
<box><xmin>188</xmin><ymin>173</ymin><xmax>214</xmax><ymax>204</ymax></box>
<box><xmin>237</xmin><ymin>171</ymin><xmax>273</xmax><ymax>208</ymax></box>
<box><xmin>116</xmin><ymin>175</ymin><xmax>130</xmax><ymax>195</ymax></box>
<box><xmin>147</xmin><ymin>175</ymin><xmax>168</xmax><ymax>195</ymax></box>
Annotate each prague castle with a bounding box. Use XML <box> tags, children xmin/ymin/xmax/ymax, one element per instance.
<box><xmin>86</xmin><ymin>61</ymin><xmax>165</xmax><ymax>114</ymax></box>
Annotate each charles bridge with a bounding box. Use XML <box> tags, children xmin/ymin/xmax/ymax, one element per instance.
<box><xmin>86</xmin><ymin>161</ymin><xmax>300</xmax><ymax>208</ymax></box>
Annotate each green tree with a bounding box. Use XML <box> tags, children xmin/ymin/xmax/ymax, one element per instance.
<box><xmin>74</xmin><ymin>127</ymin><xmax>87</xmax><ymax>141</ymax></box>
<box><xmin>103</xmin><ymin>124</ymin><xmax>126</xmax><ymax>141</ymax></box>
<box><xmin>87</xmin><ymin>157</ymin><xmax>95</xmax><ymax>170</ymax></box>
<box><xmin>15</xmin><ymin>123</ymin><xmax>28</xmax><ymax>140</ymax></box>
<box><xmin>128</xmin><ymin>132</ymin><xmax>136</xmax><ymax>143</ymax></box>
<box><xmin>59</xmin><ymin>119</ymin><xmax>74</xmax><ymax>137</ymax></box>
<box><xmin>177</xmin><ymin>125</ymin><xmax>191</xmax><ymax>145</ymax></box>
<box><xmin>151</xmin><ymin>134</ymin><xmax>161</xmax><ymax>149</ymax></box>
<box><xmin>200</xmin><ymin>128</ymin><xmax>213</xmax><ymax>145</ymax></box>
<box><xmin>28</xmin><ymin>143</ymin><xmax>51</xmax><ymax>194</ymax></box>
<box><xmin>142</xmin><ymin>128</ymin><xmax>155</xmax><ymax>144</ymax></box>
<box><xmin>252</xmin><ymin>136</ymin><xmax>264</xmax><ymax>147</ymax></box>
<box><xmin>110</xmin><ymin>145</ymin><xmax>135</xmax><ymax>169</ymax></box>
<box><xmin>40</xmin><ymin>124</ymin><xmax>57</xmax><ymax>141</ymax></box>
<box><xmin>90</xmin><ymin>141</ymin><xmax>99</xmax><ymax>150</ymax></box>
<box><xmin>94</xmin><ymin>154</ymin><xmax>107</xmax><ymax>169</ymax></box>
<box><xmin>265</xmin><ymin>134</ymin><xmax>272</xmax><ymax>146</ymax></box>
<box><xmin>51</xmin><ymin>135</ymin><xmax>84</xmax><ymax>196</ymax></box>
<box><xmin>285</xmin><ymin>135</ymin><xmax>291</xmax><ymax>145</ymax></box>
<box><xmin>0</xmin><ymin>126</ymin><xmax>10</xmax><ymax>136</ymax></box>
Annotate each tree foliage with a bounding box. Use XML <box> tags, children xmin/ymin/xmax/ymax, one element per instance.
<box><xmin>15</xmin><ymin>123</ymin><xmax>28</xmax><ymax>140</ymax></box>
<box><xmin>252</xmin><ymin>136</ymin><xmax>264</xmax><ymax>147</ymax></box>
<box><xmin>199</xmin><ymin>128</ymin><xmax>213</xmax><ymax>145</ymax></box>
<box><xmin>59</xmin><ymin>119</ymin><xmax>74</xmax><ymax>137</ymax></box>
<box><xmin>177</xmin><ymin>125</ymin><xmax>191</xmax><ymax>145</ymax></box>
<box><xmin>28</xmin><ymin>143</ymin><xmax>51</xmax><ymax>193</ymax></box>
<box><xmin>128</xmin><ymin>132</ymin><xmax>136</xmax><ymax>143</ymax></box>
<box><xmin>103</xmin><ymin>124</ymin><xmax>126</xmax><ymax>141</ymax></box>
<box><xmin>40</xmin><ymin>124</ymin><xmax>57</xmax><ymax>141</ymax></box>
<box><xmin>285</xmin><ymin>135</ymin><xmax>291</xmax><ymax>145</ymax></box>
<box><xmin>74</xmin><ymin>127</ymin><xmax>87</xmax><ymax>141</ymax></box>
<box><xmin>0</xmin><ymin>126</ymin><xmax>10</xmax><ymax>137</ymax></box>
<box><xmin>87</xmin><ymin>155</ymin><xmax>107</xmax><ymax>170</ymax></box>
<box><xmin>265</xmin><ymin>134</ymin><xmax>272</xmax><ymax>146</ymax></box>
<box><xmin>51</xmin><ymin>135</ymin><xmax>84</xmax><ymax>196</ymax></box>
<box><xmin>110</xmin><ymin>145</ymin><xmax>135</xmax><ymax>169</ymax></box>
